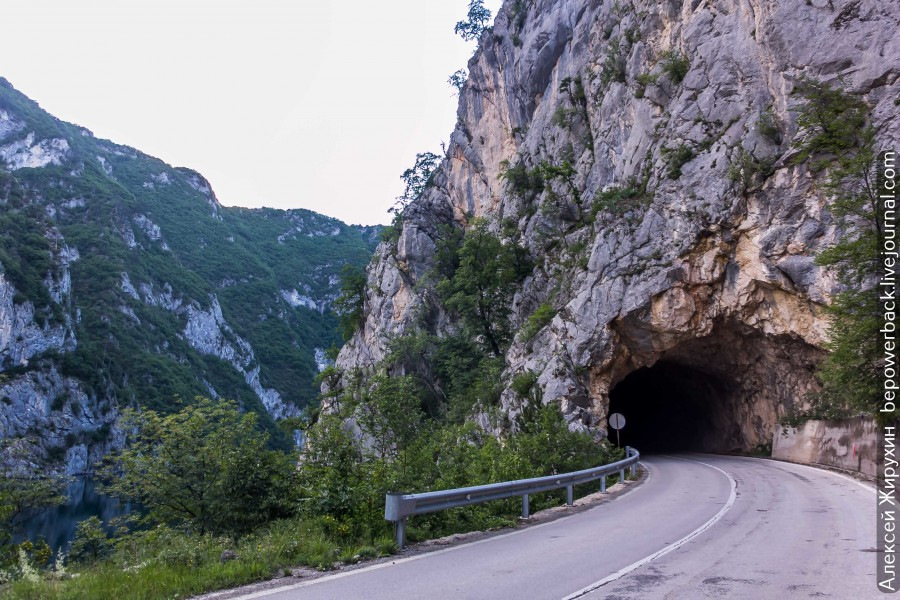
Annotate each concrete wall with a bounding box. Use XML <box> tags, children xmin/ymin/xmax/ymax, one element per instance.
<box><xmin>772</xmin><ymin>416</ymin><xmax>878</xmax><ymax>478</ymax></box>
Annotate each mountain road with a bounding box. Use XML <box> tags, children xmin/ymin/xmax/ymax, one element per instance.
<box><xmin>231</xmin><ymin>454</ymin><xmax>876</xmax><ymax>600</ymax></box>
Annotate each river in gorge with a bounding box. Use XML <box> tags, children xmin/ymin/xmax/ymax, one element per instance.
<box><xmin>19</xmin><ymin>477</ymin><xmax>131</xmax><ymax>552</ymax></box>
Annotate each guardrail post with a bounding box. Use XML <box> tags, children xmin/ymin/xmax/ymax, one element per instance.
<box><xmin>566</xmin><ymin>484</ymin><xmax>574</xmax><ymax>506</ymax></box>
<box><xmin>600</xmin><ymin>475</ymin><xmax>607</xmax><ymax>493</ymax></box>
<box><xmin>385</xmin><ymin>492</ymin><xmax>408</xmax><ymax>549</ymax></box>
<box><xmin>522</xmin><ymin>493</ymin><xmax>530</xmax><ymax>518</ymax></box>
<box><xmin>619</xmin><ymin>468</ymin><xmax>625</xmax><ymax>482</ymax></box>
<box><xmin>395</xmin><ymin>518</ymin><xmax>407</xmax><ymax>550</ymax></box>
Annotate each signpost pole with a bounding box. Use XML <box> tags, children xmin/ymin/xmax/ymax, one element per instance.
<box><xmin>608</xmin><ymin>413</ymin><xmax>625</xmax><ymax>449</ymax></box>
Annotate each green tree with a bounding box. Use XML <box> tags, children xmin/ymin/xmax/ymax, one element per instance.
<box><xmin>396</xmin><ymin>152</ymin><xmax>441</xmax><ymax>209</ymax></box>
<box><xmin>794</xmin><ymin>78</ymin><xmax>882</xmax><ymax>417</ymax></box>
<box><xmin>358</xmin><ymin>374</ymin><xmax>425</xmax><ymax>460</ymax></box>
<box><xmin>454</xmin><ymin>0</ymin><xmax>492</xmax><ymax>41</ymax></box>
<box><xmin>437</xmin><ymin>219</ymin><xmax>522</xmax><ymax>356</ymax></box>
<box><xmin>102</xmin><ymin>398</ymin><xmax>296</xmax><ymax>536</ymax></box>
<box><xmin>334</xmin><ymin>264</ymin><xmax>367</xmax><ymax>339</ymax></box>
<box><xmin>297</xmin><ymin>414</ymin><xmax>366</xmax><ymax>524</ymax></box>
<box><xmin>68</xmin><ymin>516</ymin><xmax>113</xmax><ymax>565</ymax></box>
<box><xmin>448</xmin><ymin>69</ymin><xmax>468</xmax><ymax>92</ymax></box>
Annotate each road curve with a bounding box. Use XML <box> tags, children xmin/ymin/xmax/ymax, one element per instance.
<box><xmin>234</xmin><ymin>455</ymin><xmax>876</xmax><ymax>600</ymax></box>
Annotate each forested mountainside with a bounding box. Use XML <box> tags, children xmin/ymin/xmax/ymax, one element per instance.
<box><xmin>328</xmin><ymin>0</ymin><xmax>899</xmax><ymax>450</ymax></box>
<box><xmin>0</xmin><ymin>78</ymin><xmax>379</xmax><ymax>473</ymax></box>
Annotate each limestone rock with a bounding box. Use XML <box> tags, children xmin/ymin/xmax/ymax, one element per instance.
<box><xmin>331</xmin><ymin>0</ymin><xmax>899</xmax><ymax>451</ymax></box>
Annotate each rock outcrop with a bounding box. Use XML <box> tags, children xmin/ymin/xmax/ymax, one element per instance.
<box><xmin>332</xmin><ymin>0</ymin><xmax>899</xmax><ymax>451</ymax></box>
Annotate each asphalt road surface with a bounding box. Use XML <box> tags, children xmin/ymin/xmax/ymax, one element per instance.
<box><xmin>234</xmin><ymin>455</ymin><xmax>877</xmax><ymax>600</ymax></box>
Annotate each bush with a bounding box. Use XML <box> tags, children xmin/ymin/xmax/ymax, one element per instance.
<box><xmin>661</xmin><ymin>144</ymin><xmax>695</xmax><ymax>179</ymax></box>
<box><xmin>510</xmin><ymin>371</ymin><xmax>539</xmax><ymax>399</ymax></box>
<box><xmin>102</xmin><ymin>398</ymin><xmax>297</xmax><ymax>537</ymax></box>
<box><xmin>727</xmin><ymin>149</ymin><xmax>775</xmax><ymax>193</ymax></box>
<box><xmin>519</xmin><ymin>303</ymin><xmax>556</xmax><ymax>342</ymax></box>
<box><xmin>756</xmin><ymin>110</ymin><xmax>782</xmax><ymax>145</ymax></box>
<box><xmin>591</xmin><ymin>179</ymin><xmax>649</xmax><ymax>216</ymax></box>
<box><xmin>660</xmin><ymin>50</ymin><xmax>690</xmax><ymax>84</ymax></box>
<box><xmin>3</xmin><ymin>517</ymin><xmax>396</xmax><ymax>599</ymax></box>
<box><xmin>499</xmin><ymin>160</ymin><xmax>545</xmax><ymax>197</ymax></box>
<box><xmin>634</xmin><ymin>72</ymin><xmax>659</xmax><ymax>98</ymax></box>
<box><xmin>69</xmin><ymin>517</ymin><xmax>114</xmax><ymax>565</ymax></box>
<box><xmin>600</xmin><ymin>39</ymin><xmax>627</xmax><ymax>86</ymax></box>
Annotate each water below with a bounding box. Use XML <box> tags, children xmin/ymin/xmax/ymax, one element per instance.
<box><xmin>18</xmin><ymin>477</ymin><xmax>130</xmax><ymax>552</ymax></box>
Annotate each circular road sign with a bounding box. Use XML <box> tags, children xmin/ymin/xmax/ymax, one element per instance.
<box><xmin>608</xmin><ymin>412</ymin><xmax>626</xmax><ymax>430</ymax></box>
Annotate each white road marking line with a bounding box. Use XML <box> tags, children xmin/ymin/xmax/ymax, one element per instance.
<box><xmin>763</xmin><ymin>458</ymin><xmax>876</xmax><ymax>494</ymax></box>
<box><xmin>226</xmin><ymin>464</ymin><xmax>653</xmax><ymax>600</ymax></box>
<box><xmin>560</xmin><ymin>455</ymin><xmax>737</xmax><ymax>600</ymax></box>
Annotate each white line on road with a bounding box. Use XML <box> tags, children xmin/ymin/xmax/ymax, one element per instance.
<box><xmin>560</xmin><ymin>455</ymin><xmax>738</xmax><ymax>600</ymax></box>
<box><xmin>227</xmin><ymin>465</ymin><xmax>654</xmax><ymax>600</ymax></box>
<box><xmin>763</xmin><ymin>458</ymin><xmax>876</xmax><ymax>494</ymax></box>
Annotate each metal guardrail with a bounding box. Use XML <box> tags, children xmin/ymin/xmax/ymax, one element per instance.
<box><xmin>384</xmin><ymin>446</ymin><xmax>640</xmax><ymax>548</ymax></box>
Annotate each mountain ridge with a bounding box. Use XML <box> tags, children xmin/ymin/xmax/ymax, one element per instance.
<box><xmin>0</xmin><ymin>77</ymin><xmax>379</xmax><ymax>474</ymax></box>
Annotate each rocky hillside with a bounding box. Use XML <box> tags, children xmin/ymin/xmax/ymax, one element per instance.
<box><xmin>330</xmin><ymin>0</ymin><xmax>899</xmax><ymax>451</ymax></box>
<box><xmin>0</xmin><ymin>78</ymin><xmax>379</xmax><ymax>473</ymax></box>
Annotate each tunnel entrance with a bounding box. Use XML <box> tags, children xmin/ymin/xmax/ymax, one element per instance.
<box><xmin>595</xmin><ymin>305</ymin><xmax>828</xmax><ymax>455</ymax></box>
<box><xmin>608</xmin><ymin>361</ymin><xmax>733</xmax><ymax>452</ymax></box>
<box><xmin>600</xmin><ymin>320</ymin><xmax>826</xmax><ymax>454</ymax></box>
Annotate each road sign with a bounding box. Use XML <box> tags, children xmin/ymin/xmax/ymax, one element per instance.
<box><xmin>608</xmin><ymin>412</ymin><xmax>625</xmax><ymax>448</ymax></box>
<box><xmin>608</xmin><ymin>413</ymin><xmax>626</xmax><ymax>430</ymax></box>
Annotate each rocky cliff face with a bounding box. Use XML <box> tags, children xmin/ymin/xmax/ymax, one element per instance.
<box><xmin>332</xmin><ymin>0</ymin><xmax>899</xmax><ymax>451</ymax></box>
<box><xmin>0</xmin><ymin>79</ymin><xmax>379</xmax><ymax>474</ymax></box>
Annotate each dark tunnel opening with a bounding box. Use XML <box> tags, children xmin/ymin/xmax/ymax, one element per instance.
<box><xmin>607</xmin><ymin>361</ymin><xmax>733</xmax><ymax>453</ymax></box>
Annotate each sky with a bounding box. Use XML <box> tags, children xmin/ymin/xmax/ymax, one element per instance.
<box><xmin>0</xmin><ymin>0</ymin><xmax>502</xmax><ymax>226</ymax></box>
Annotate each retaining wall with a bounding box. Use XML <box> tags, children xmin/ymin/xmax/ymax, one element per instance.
<box><xmin>771</xmin><ymin>416</ymin><xmax>878</xmax><ymax>478</ymax></box>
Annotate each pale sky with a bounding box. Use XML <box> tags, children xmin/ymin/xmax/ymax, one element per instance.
<box><xmin>1</xmin><ymin>1</ymin><xmax>502</xmax><ymax>225</ymax></box>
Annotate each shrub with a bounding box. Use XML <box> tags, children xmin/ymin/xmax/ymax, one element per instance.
<box><xmin>756</xmin><ymin>110</ymin><xmax>782</xmax><ymax>145</ymax></box>
<box><xmin>499</xmin><ymin>160</ymin><xmax>545</xmax><ymax>197</ymax></box>
<box><xmin>634</xmin><ymin>72</ymin><xmax>659</xmax><ymax>98</ymax></box>
<box><xmin>660</xmin><ymin>50</ymin><xmax>690</xmax><ymax>84</ymax></box>
<box><xmin>727</xmin><ymin>149</ymin><xmax>775</xmax><ymax>193</ymax></box>
<box><xmin>102</xmin><ymin>398</ymin><xmax>297</xmax><ymax>536</ymax></box>
<box><xmin>69</xmin><ymin>517</ymin><xmax>114</xmax><ymax>565</ymax></box>
<box><xmin>510</xmin><ymin>371</ymin><xmax>539</xmax><ymax>399</ymax></box>
<box><xmin>519</xmin><ymin>303</ymin><xmax>556</xmax><ymax>342</ymax></box>
<box><xmin>552</xmin><ymin>105</ymin><xmax>577</xmax><ymax>129</ymax></box>
<box><xmin>600</xmin><ymin>39</ymin><xmax>627</xmax><ymax>86</ymax></box>
<box><xmin>448</xmin><ymin>69</ymin><xmax>468</xmax><ymax>92</ymax></box>
<box><xmin>661</xmin><ymin>144</ymin><xmax>695</xmax><ymax>179</ymax></box>
<box><xmin>50</xmin><ymin>395</ymin><xmax>66</xmax><ymax>412</ymax></box>
<box><xmin>591</xmin><ymin>179</ymin><xmax>649</xmax><ymax>216</ymax></box>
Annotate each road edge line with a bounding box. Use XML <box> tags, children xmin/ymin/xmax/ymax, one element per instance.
<box><xmin>760</xmin><ymin>457</ymin><xmax>876</xmax><ymax>494</ymax></box>
<box><xmin>560</xmin><ymin>455</ymin><xmax>737</xmax><ymax>600</ymax></box>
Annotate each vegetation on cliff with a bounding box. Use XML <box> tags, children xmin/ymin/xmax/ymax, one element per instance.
<box><xmin>792</xmin><ymin>79</ymin><xmax>883</xmax><ymax>420</ymax></box>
